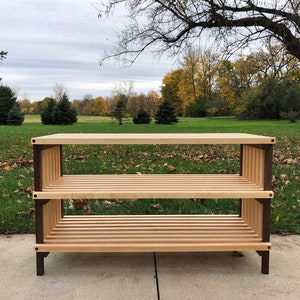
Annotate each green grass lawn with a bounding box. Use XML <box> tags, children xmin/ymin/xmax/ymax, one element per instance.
<box><xmin>0</xmin><ymin>116</ymin><xmax>299</xmax><ymax>234</ymax></box>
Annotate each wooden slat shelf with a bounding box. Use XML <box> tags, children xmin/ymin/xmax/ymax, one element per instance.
<box><xmin>31</xmin><ymin>133</ymin><xmax>276</xmax><ymax>145</ymax></box>
<box><xmin>35</xmin><ymin>215</ymin><xmax>271</xmax><ymax>252</ymax></box>
<box><xmin>33</xmin><ymin>174</ymin><xmax>274</xmax><ymax>199</ymax></box>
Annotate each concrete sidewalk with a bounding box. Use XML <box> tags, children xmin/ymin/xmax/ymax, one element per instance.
<box><xmin>1</xmin><ymin>234</ymin><xmax>300</xmax><ymax>300</ymax></box>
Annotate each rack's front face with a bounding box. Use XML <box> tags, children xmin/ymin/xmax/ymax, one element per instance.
<box><xmin>32</xmin><ymin>134</ymin><xmax>275</xmax><ymax>275</ymax></box>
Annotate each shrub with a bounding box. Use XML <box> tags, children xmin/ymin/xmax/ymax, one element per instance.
<box><xmin>280</xmin><ymin>110</ymin><xmax>299</xmax><ymax>123</ymax></box>
<box><xmin>133</xmin><ymin>108</ymin><xmax>151</xmax><ymax>124</ymax></box>
<box><xmin>186</xmin><ymin>99</ymin><xmax>207</xmax><ymax>117</ymax></box>
<box><xmin>237</xmin><ymin>79</ymin><xmax>283</xmax><ymax>120</ymax></box>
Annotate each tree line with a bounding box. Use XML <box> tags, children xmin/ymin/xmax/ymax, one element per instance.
<box><xmin>16</xmin><ymin>90</ymin><xmax>177</xmax><ymax>125</ymax></box>
<box><xmin>3</xmin><ymin>41</ymin><xmax>300</xmax><ymax>125</ymax></box>
<box><xmin>161</xmin><ymin>42</ymin><xmax>300</xmax><ymax>122</ymax></box>
<box><xmin>16</xmin><ymin>40</ymin><xmax>300</xmax><ymax>123</ymax></box>
<box><xmin>19</xmin><ymin>90</ymin><xmax>162</xmax><ymax>117</ymax></box>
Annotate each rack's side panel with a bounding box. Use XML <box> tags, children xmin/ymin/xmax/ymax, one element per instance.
<box><xmin>34</xmin><ymin>145</ymin><xmax>63</xmax><ymax>238</ymax></box>
<box><xmin>33</xmin><ymin>145</ymin><xmax>63</xmax><ymax>275</ymax></box>
<box><xmin>241</xmin><ymin>145</ymin><xmax>265</xmax><ymax>237</ymax></box>
<box><xmin>240</xmin><ymin>145</ymin><xmax>273</xmax><ymax>238</ymax></box>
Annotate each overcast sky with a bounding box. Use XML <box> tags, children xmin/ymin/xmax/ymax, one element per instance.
<box><xmin>0</xmin><ymin>0</ymin><xmax>176</xmax><ymax>101</ymax></box>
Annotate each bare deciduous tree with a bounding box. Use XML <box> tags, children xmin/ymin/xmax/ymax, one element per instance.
<box><xmin>112</xmin><ymin>80</ymin><xmax>135</xmax><ymax>98</ymax></box>
<box><xmin>98</xmin><ymin>0</ymin><xmax>300</xmax><ymax>63</ymax></box>
<box><xmin>0</xmin><ymin>51</ymin><xmax>7</xmax><ymax>81</ymax></box>
<box><xmin>0</xmin><ymin>51</ymin><xmax>7</xmax><ymax>61</ymax></box>
<box><xmin>53</xmin><ymin>83</ymin><xmax>68</xmax><ymax>101</ymax></box>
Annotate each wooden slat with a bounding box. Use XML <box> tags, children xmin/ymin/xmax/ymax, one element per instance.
<box><xmin>41</xmin><ymin>146</ymin><xmax>61</xmax><ymax>188</ymax></box>
<box><xmin>31</xmin><ymin>133</ymin><xmax>276</xmax><ymax>145</ymax></box>
<box><xmin>33</xmin><ymin>174</ymin><xmax>274</xmax><ymax>199</ymax></box>
<box><xmin>34</xmin><ymin>215</ymin><xmax>271</xmax><ymax>253</ymax></box>
<box><xmin>35</xmin><ymin>242</ymin><xmax>272</xmax><ymax>252</ymax></box>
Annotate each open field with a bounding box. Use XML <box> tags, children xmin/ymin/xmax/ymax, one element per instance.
<box><xmin>0</xmin><ymin>116</ymin><xmax>299</xmax><ymax>234</ymax></box>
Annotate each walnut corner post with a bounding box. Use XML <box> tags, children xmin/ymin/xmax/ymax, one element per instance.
<box><xmin>33</xmin><ymin>144</ymin><xmax>63</xmax><ymax>275</ymax></box>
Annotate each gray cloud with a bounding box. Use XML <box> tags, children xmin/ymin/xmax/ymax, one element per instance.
<box><xmin>0</xmin><ymin>0</ymin><xmax>174</xmax><ymax>100</ymax></box>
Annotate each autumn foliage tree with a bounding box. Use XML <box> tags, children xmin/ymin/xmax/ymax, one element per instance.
<box><xmin>161</xmin><ymin>47</ymin><xmax>223</xmax><ymax>116</ymax></box>
<box><xmin>161</xmin><ymin>69</ymin><xmax>185</xmax><ymax>116</ymax></box>
<box><xmin>159</xmin><ymin>41</ymin><xmax>300</xmax><ymax>118</ymax></box>
<box><xmin>74</xmin><ymin>95</ymin><xmax>107</xmax><ymax>116</ymax></box>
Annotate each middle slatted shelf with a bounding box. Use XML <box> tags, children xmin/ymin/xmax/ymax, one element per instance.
<box><xmin>33</xmin><ymin>174</ymin><xmax>273</xmax><ymax>199</ymax></box>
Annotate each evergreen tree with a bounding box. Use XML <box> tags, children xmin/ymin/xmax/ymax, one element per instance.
<box><xmin>41</xmin><ymin>97</ymin><xmax>56</xmax><ymax>124</ymax></box>
<box><xmin>113</xmin><ymin>95</ymin><xmax>128</xmax><ymax>125</ymax></box>
<box><xmin>52</xmin><ymin>93</ymin><xmax>77</xmax><ymax>125</ymax></box>
<box><xmin>133</xmin><ymin>107</ymin><xmax>151</xmax><ymax>124</ymax></box>
<box><xmin>0</xmin><ymin>85</ymin><xmax>17</xmax><ymax>124</ymax></box>
<box><xmin>6</xmin><ymin>102</ymin><xmax>24</xmax><ymax>125</ymax></box>
<box><xmin>155</xmin><ymin>99</ymin><xmax>178</xmax><ymax>124</ymax></box>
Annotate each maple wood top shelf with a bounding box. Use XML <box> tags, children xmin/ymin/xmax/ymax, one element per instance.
<box><xmin>31</xmin><ymin>133</ymin><xmax>276</xmax><ymax>145</ymax></box>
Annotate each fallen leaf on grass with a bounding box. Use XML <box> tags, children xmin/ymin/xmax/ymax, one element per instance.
<box><xmin>2</xmin><ymin>162</ymin><xmax>11</xmax><ymax>171</ymax></box>
<box><xmin>71</xmin><ymin>199</ymin><xmax>91</xmax><ymax>213</ymax></box>
<box><xmin>103</xmin><ymin>200</ymin><xmax>116</xmax><ymax>208</ymax></box>
<box><xmin>18</xmin><ymin>207</ymin><xmax>35</xmax><ymax>216</ymax></box>
<box><xmin>151</xmin><ymin>204</ymin><xmax>164</xmax><ymax>212</ymax></box>
<box><xmin>167</xmin><ymin>164</ymin><xmax>176</xmax><ymax>173</ymax></box>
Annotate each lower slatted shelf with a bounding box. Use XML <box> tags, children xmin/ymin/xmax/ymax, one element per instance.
<box><xmin>35</xmin><ymin>215</ymin><xmax>272</xmax><ymax>252</ymax></box>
